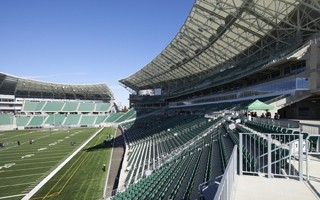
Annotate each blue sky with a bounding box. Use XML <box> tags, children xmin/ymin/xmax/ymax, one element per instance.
<box><xmin>0</xmin><ymin>0</ymin><xmax>194</xmax><ymax>107</ymax></box>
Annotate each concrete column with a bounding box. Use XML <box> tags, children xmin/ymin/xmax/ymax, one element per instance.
<box><xmin>307</xmin><ymin>43</ymin><xmax>320</xmax><ymax>92</ymax></box>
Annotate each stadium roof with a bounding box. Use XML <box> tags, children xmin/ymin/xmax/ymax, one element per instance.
<box><xmin>120</xmin><ymin>0</ymin><xmax>320</xmax><ymax>94</ymax></box>
<box><xmin>0</xmin><ymin>72</ymin><xmax>114</xmax><ymax>101</ymax></box>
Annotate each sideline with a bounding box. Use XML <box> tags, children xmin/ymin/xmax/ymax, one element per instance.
<box><xmin>21</xmin><ymin>128</ymin><xmax>103</xmax><ymax>200</ymax></box>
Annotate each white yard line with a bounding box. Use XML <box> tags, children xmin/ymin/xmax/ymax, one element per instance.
<box><xmin>0</xmin><ymin>151</ymin><xmax>69</xmax><ymax>159</ymax></box>
<box><xmin>21</xmin><ymin>128</ymin><xmax>103</xmax><ymax>200</ymax></box>
<box><xmin>1</xmin><ymin>155</ymin><xmax>67</xmax><ymax>163</ymax></box>
<box><xmin>1</xmin><ymin>133</ymin><xmax>29</xmax><ymax>140</ymax></box>
<box><xmin>0</xmin><ymin>193</ymin><xmax>27</xmax><ymax>199</ymax></box>
<box><xmin>4</xmin><ymin>166</ymin><xmax>51</xmax><ymax>172</ymax></box>
<box><xmin>0</xmin><ymin>146</ymin><xmax>77</xmax><ymax>156</ymax></box>
<box><xmin>10</xmin><ymin>160</ymin><xmax>57</xmax><ymax>166</ymax></box>
<box><xmin>0</xmin><ymin>182</ymin><xmax>34</xmax><ymax>188</ymax></box>
<box><xmin>0</xmin><ymin>172</ymin><xmax>45</xmax><ymax>180</ymax></box>
<box><xmin>0</xmin><ymin>130</ymin><xmax>65</xmax><ymax>152</ymax></box>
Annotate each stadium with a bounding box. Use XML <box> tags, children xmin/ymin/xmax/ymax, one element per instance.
<box><xmin>0</xmin><ymin>0</ymin><xmax>320</xmax><ymax>200</ymax></box>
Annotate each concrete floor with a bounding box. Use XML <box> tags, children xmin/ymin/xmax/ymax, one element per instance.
<box><xmin>233</xmin><ymin>154</ymin><xmax>320</xmax><ymax>200</ymax></box>
<box><xmin>233</xmin><ymin>175</ymin><xmax>319</xmax><ymax>200</ymax></box>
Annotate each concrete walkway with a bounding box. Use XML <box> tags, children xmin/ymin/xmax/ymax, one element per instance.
<box><xmin>104</xmin><ymin>127</ymin><xmax>124</xmax><ymax>199</ymax></box>
<box><xmin>233</xmin><ymin>175</ymin><xmax>319</xmax><ymax>200</ymax></box>
<box><xmin>294</xmin><ymin>155</ymin><xmax>320</xmax><ymax>197</ymax></box>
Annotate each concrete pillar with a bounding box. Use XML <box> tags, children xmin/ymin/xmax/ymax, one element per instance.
<box><xmin>307</xmin><ymin>43</ymin><xmax>320</xmax><ymax>92</ymax></box>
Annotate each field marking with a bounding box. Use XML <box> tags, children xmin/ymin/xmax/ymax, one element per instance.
<box><xmin>41</xmin><ymin>148</ymin><xmax>89</xmax><ymax>199</ymax></box>
<box><xmin>42</xmin><ymin>129</ymin><xmax>106</xmax><ymax>199</ymax></box>
<box><xmin>22</xmin><ymin>154</ymin><xmax>35</xmax><ymax>159</ymax></box>
<box><xmin>3</xmin><ymin>166</ymin><xmax>52</xmax><ymax>172</ymax></box>
<box><xmin>0</xmin><ymin>150</ymin><xmax>77</xmax><ymax>165</ymax></box>
<box><xmin>4</xmin><ymin>160</ymin><xmax>56</xmax><ymax>167</ymax></box>
<box><xmin>57</xmin><ymin>131</ymin><xmax>107</xmax><ymax>196</ymax></box>
<box><xmin>0</xmin><ymin>193</ymin><xmax>27</xmax><ymax>199</ymax></box>
<box><xmin>0</xmin><ymin>182</ymin><xmax>34</xmax><ymax>188</ymax></box>
<box><xmin>0</xmin><ymin>163</ymin><xmax>15</xmax><ymax>170</ymax></box>
<box><xmin>0</xmin><ymin>147</ymin><xmax>77</xmax><ymax>157</ymax></box>
<box><xmin>22</xmin><ymin>128</ymin><xmax>103</xmax><ymax>200</ymax></box>
<box><xmin>1</xmin><ymin>155</ymin><xmax>67</xmax><ymax>164</ymax></box>
<box><xmin>55</xmin><ymin>151</ymin><xmax>91</xmax><ymax>196</ymax></box>
<box><xmin>0</xmin><ymin>129</ymin><xmax>71</xmax><ymax>152</ymax></box>
<box><xmin>1</xmin><ymin>133</ymin><xmax>29</xmax><ymax>140</ymax></box>
<box><xmin>0</xmin><ymin>172</ymin><xmax>45</xmax><ymax>180</ymax></box>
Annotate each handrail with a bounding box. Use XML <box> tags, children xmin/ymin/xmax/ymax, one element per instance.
<box><xmin>199</xmin><ymin>145</ymin><xmax>238</xmax><ymax>200</ymax></box>
<box><xmin>306</xmin><ymin>135</ymin><xmax>320</xmax><ymax>181</ymax></box>
<box><xmin>162</xmin><ymin>119</ymin><xmax>222</xmax><ymax>166</ymax></box>
<box><xmin>214</xmin><ymin>145</ymin><xmax>238</xmax><ymax>200</ymax></box>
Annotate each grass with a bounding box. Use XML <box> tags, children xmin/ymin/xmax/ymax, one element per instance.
<box><xmin>31</xmin><ymin>127</ymin><xmax>115</xmax><ymax>200</ymax></box>
<box><xmin>0</xmin><ymin>128</ymin><xmax>99</xmax><ymax>200</ymax></box>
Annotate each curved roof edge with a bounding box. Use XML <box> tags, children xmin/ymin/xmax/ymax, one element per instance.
<box><xmin>120</xmin><ymin>0</ymin><xmax>320</xmax><ymax>94</ymax></box>
<box><xmin>0</xmin><ymin>72</ymin><xmax>114</xmax><ymax>101</ymax></box>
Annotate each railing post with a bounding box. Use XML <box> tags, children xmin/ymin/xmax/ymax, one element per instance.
<box><xmin>234</xmin><ymin>146</ymin><xmax>237</xmax><ymax>181</ymax></box>
<box><xmin>239</xmin><ymin>133</ymin><xmax>243</xmax><ymax>175</ymax></box>
<box><xmin>299</xmin><ymin>133</ymin><xmax>303</xmax><ymax>181</ymax></box>
<box><xmin>306</xmin><ymin>137</ymin><xmax>309</xmax><ymax>181</ymax></box>
<box><xmin>268</xmin><ymin>134</ymin><xmax>272</xmax><ymax>179</ymax></box>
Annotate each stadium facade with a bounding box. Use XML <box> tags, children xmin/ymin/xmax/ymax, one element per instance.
<box><xmin>113</xmin><ymin>0</ymin><xmax>320</xmax><ymax>200</ymax></box>
<box><xmin>0</xmin><ymin>73</ymin><xmax>136</xmax><ymax>130</ymax></box>
<box><xmin>120</xmin><ymin>0</ymin><xmax>320</xmax><ymax>120</ymax></box>
<box><xmin>1</xmin><ymin>0</ymin><xmax>320</xmax><ymax>199</ymax></box>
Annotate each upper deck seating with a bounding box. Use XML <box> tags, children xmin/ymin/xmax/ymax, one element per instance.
<box><xmin>78</xmin><ymin>102</ymin><xmax>95</xmax><ymax>112</ymax></box>
<box><xmin>42</xmin><ymin>102</ymin><xmax>64</xmax><ymax>112</ymax></box>
<box><xmin>62</xmin><ymin>102</ymin><xmax>79</xmax><ymax>112</ymax></box>
<box><xmin>23</xmin><ymin>101</ymin><xmax>45</xmax><ymax>112</ymax></box>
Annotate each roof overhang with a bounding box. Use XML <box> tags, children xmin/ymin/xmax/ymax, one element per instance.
<box><xmin>120</xmin><ymin>0</ymin><xmax>320</xmax><ymax>94</ymax></box>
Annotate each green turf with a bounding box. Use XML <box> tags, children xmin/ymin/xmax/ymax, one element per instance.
<box><xmin>31</xmin><ymin>127</ymin><xmax>115</xmax><ymax>200</ymax></box>
<box><xmin>0</xmin><ymin>128</ymin><xmax>99</xmax><ymax>199</ymax></box>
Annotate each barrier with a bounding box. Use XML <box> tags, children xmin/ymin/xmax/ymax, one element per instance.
<box><xmin>239</xmin><ymin>132</ymin><xmax>304</xmax><ymax>181</ymax></box>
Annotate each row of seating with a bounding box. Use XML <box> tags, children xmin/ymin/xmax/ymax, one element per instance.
<box><xmin>236</xmin><ymin>124</ymin><xmax>290</xmax><ymax>173</ymax></box>
<box><xmin>115</xmin><ymin>111</ymin><xmax>233</xmax><ymax>200</ymax></box>
<box><xmin>232</xmin><ymin>125</ymin><xmax>257</xmax><ymax>171</ymax></box>
<box><xmin>0</xmin><ymin>114</ymin><xmax>14</xmax><ymax>125</ymax></box>
<box><xmin>114</xmin><ymin>109</ymin><xmax>137</xmax><ymax>123</ymax></box>
<box><xmin>113</xmin><ymin>128</ymin><xmax>223</xmax><ymax>200</ymax></box>
<box><xmin>123</xmin><ymin>115</ymin><xmax>221</xmax><ymax>185</ymax></box>
<box><xmin>246</xmin><ymin>120</ymin><xmax>308</xmax><ymax>139</ymax></box>
<box><xmin>11</xmin><ymin>113</ymin><xmax>124</xmax><ymax>127</ymax></box>
<box><xmin>22</xmin><ymin>101</ymin><xmax>111</xmax><ymax>112</ymax></box>
<box><xmin>244</xmin><ymin>120</ymin><xmax>320</xmax><ymax>151</ymax></box>
<box><xmin>218</xmin><ymin>134</ymin><xmax>229</xmax><ymax>172</ymax></box>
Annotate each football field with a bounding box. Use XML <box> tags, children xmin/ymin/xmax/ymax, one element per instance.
<box><xmin>31</xmin><ymin>127</ymin><xmax>115</xmax><ymax>200</ymax></box>
<box><xmin>0</xmin><ymin>127</ymin><xmax>108</xmax><ymax>200</ymax></box>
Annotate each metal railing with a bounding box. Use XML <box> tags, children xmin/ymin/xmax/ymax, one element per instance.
<box><xmin>252</xmin><ymin>117</ymin><xmax>300</xmax><ymax>128</ymax></box>
<box><xmin>214</xmin><ymin>145</ymin><xmax>237</xmax><ymax>200</ymax></box>
<box><xmin>239</xmin><ymin>132</ymin><xmax>304</xmax><ymax>181</ymax></box>
<box><xmin>300</xmin><ymin>123</ymin><xmax>320</xmax><ymax>136</ymax></box>
<box><xmin>306</xmin><ymin>135</ymin><xmax>320</xmax><ymax>181</ymax></box>
<box><xmin>199</xmin><ymin>145</ymin><xmax>238</xmax><ymax>200</ymax></box>
<box><xmin>160</xmin><ymin>122</ymin><xmax>221</xmax><ymax>167</ymax></box>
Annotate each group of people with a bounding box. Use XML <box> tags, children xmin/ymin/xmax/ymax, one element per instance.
<box><xmin>260</xmin><ymin>111</ymin><xmax>272</xmax><ymax>118</ymax></box>
<box><xmin>245</xmin><ymin>110</ymin><xmax>280</xmax><ymax>119</ymax></box>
